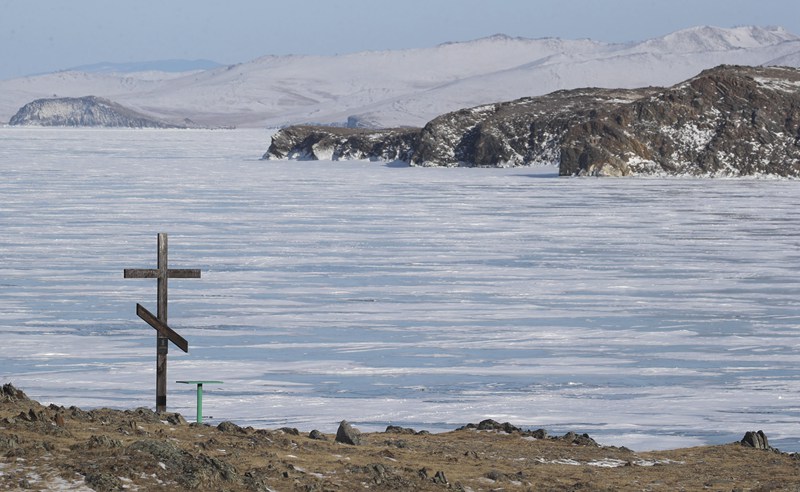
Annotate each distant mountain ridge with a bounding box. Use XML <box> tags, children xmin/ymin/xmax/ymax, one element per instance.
<box><xmin>63</xmin><ymin>59</ymin><xmax>224</xmax><ymax>74</ymax></box>
<box><xmin>2</xmin><ymin>25</ymin><xmax>799</xmax><ymax>128</ymax></box>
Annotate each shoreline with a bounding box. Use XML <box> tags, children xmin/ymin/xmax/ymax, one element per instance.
<box><xmin>9</xmin><ymin>383</ymin><xmax>797</xmax><ymax>454</ymax></box>
<box><xmin>3</xmin><ymin>384</ymin><xmax>799</xmax><ymax>491</ymax></box>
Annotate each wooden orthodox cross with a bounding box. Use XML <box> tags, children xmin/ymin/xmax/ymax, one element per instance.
<box><xmin>124</xmin><ymin>233</ymin><xmax>201</xmax><ymax>412</ymax></box>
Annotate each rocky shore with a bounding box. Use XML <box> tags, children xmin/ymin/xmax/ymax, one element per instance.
<box><xmin>1</xmin><ymin>384</ymin><xmax>798</xmax><ymax>491</ymax></box>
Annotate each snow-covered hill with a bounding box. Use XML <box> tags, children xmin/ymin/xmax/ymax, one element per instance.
<box><xmin>2</xmin><ymin>25</ymin><xmax>798</xmax><ymax>128</ymax></box>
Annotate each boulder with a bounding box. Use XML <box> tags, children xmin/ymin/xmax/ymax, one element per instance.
<box><xmin>741</xmin><ymin>430</ymin><xmax>776</xmax><ymax>451</ymax></box>
<box><xmin>335</xmin><ymin>420</ymin><xmax>362</xmax><ymax>445</ymax></box>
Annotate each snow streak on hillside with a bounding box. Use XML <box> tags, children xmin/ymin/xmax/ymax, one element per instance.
<box><xmin>1</xmin><ymin>26</ymin><xmax>799</xmax><ymax>128</ymax></box>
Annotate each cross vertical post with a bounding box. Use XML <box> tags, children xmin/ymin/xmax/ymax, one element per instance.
<box><xmin>124</xmin><ymin>233</ymin><xmax>200</xmax><ymax>413</ymax></box>
<box><xmin>156</xmin><ymin>233</ymin><xmax>168</xmax><ymax>412</ymax></box>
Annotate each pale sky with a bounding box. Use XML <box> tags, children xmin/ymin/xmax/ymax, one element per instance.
<box><xmin>1</xmin><ymin>0</ymin><xmax>799</xmax><ymax>80</ymax></box>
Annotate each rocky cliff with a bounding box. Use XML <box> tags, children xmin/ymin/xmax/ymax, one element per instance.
<box><xmin>9</xmin><ymin>96</ymin><xmax>183</xmax><ymax>128</ymax></box>
<box><xmin>263</xmin><ymin>65</ymin><xmax>800</xmax><ymax>177</ymax></box>
<box><xmin>560</xmin><ymin>65</ymin><xmax>800</xmax><ymax>176</ymax></box>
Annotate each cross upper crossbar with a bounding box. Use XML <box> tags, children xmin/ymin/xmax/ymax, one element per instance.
<box><xmin>124</xmin><ymin>269</ymin><xmax>201</xmax><ymax>279</ymax></box>
<box><xmin>123</xmin><ymin>233</ymin><xmax>201</xmax><ymax>323</ymax></box>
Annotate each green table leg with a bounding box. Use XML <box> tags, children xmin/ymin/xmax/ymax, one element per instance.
<box><xmin>176</xmin><ymin>380</ymin><xmax>222</xmax><ymax>424</ymax></box>
<box><xmin>196</xmin><ymin>383</ymin><xmax>203</xmax><ymax>423</ymax></box>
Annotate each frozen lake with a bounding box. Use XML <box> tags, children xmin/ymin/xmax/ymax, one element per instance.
<box><xmin>2</xmin><ymin>127</ymin><xmax>800</xmax><ymax>452</ymax></box>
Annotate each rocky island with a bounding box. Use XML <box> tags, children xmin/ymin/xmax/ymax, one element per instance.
<box><xmin>263</xmin><ymin>65</ymin><xmax>800</xmax><ymax>177</ymax></box>
<box><xmin>9</xmin><ymin>96</ymin><xmax>184</xmax><ymax>128</ymax></box>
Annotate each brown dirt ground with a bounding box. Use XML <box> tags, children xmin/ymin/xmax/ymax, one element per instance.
<box><xmin>1</xmin><ymin>386</ymin><xmax>799</xmax><ymax>491</ymax></box>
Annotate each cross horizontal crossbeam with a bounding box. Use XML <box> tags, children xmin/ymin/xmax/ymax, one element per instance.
<box><xmin>124</xmin><ymin>269</ymin><xmax>201</xmax><ymax>279</ymax></box>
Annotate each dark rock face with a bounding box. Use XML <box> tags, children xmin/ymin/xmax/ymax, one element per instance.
<box><xmin>9</xmin><ymin>96</ymin><xmax>183</xmax><ymax>128</ymax></box>
<box><xmin>264</xmin><ymin>65</ymin><xmax>800</xmax><ymax>177</ymax></box>
<box><xmin>409</xmin><ymin>88</ymin><xmax>655</xmax><ymax>168</ymax></box>
<box><xmin>560</xmin><ymin>65</ymin><xmax>800</xmax><ymax>177</ymax></box>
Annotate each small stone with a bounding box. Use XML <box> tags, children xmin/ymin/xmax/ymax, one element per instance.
<box><xmin>0</xmin><ymin>435</ymin><xmax>19</xmax><ymax>450</ymax></box>
<box><xmin>165</xmin><ymin>413</ymin><xmax>187</xmax><ymax>426</ymax></box>
<box><xmin>84</xmin><ymin>472</ymin><xmax>123</xmax><ymax>491</ymax></box>
<box><xmin>486</xmin><ymin>470</ymin><xmax>505</xmax><ymax>481</ymax></box>
<box><xmin>385</xmin><ymin>425</ymin><xmax>416</xmax><ymax>434</ymax></box>
<box><xmin>530</xmin><ymin>428</ymin><xmax>548</xmax><ymax>439</ymax></box>
<box><xmin>87</xmin><ymin>434</ymin><xmax>122</xmax><ymax>449</ymax></box>
<box><xmin>308</xmin><ymin>429</ymin><xmax>327</xmax><ymax>440</ymax></box>
<box><xmin>217</xmin><ymin>421</ymin><xmax>245</xmax><ymax>433</ymax></box>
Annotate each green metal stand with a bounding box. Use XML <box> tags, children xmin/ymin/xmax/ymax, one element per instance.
<box><xmin>176</xmin><ymin>380</ymin><xmax>223</xmax><ymax>423</ymax></box>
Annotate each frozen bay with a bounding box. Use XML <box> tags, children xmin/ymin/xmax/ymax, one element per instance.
<box><xmin>2</xmin><ymin>127</ymin><xmax>800</xmax><ymax>451</ymax></box>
